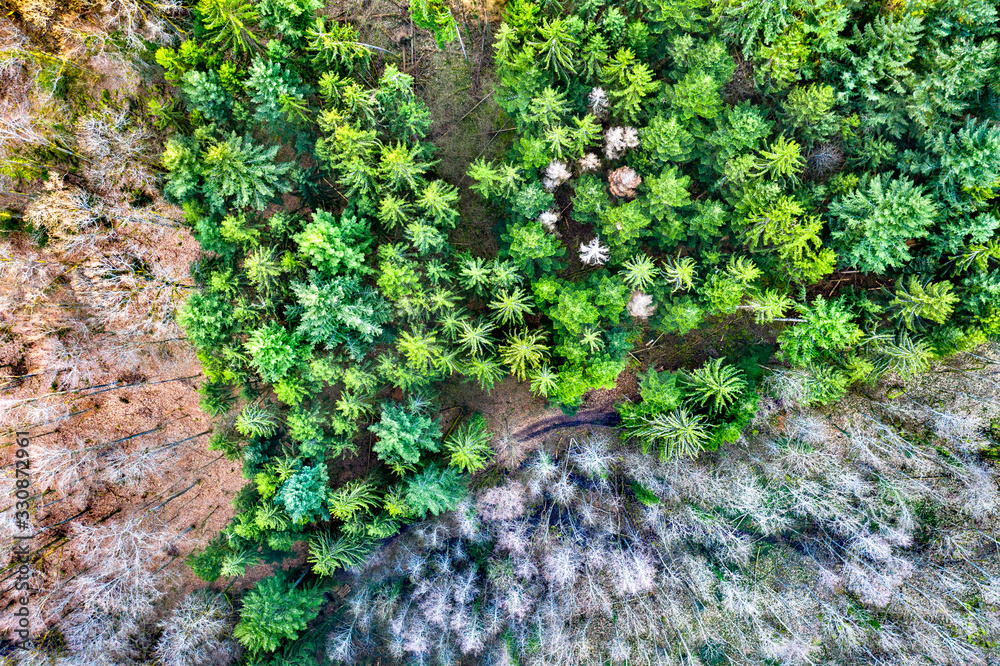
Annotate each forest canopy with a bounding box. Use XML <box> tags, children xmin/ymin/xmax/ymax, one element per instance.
<box><xmin>1</xmin><ymin>0</ymin><xmax>999</xmax><ymax>663</ymax></box>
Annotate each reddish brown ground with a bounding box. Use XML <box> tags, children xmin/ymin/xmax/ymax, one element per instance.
<box><xmin>0</xmin><ymin>215</ymin><xmax>246</xmax><ymax>630</ymax></box>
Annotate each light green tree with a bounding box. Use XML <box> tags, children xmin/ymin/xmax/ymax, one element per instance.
<box><xmin>402</xmin><ymin>466</ymin><xmax>465</xmax><ymax>518</ymax></box>
<box><xmin>308</xmin><ymin>531</ymin><xmax>373</xmax><ymax>576</ymax></box>
<box><xmin>682</xmin><ymin>358</ymin><xmax>747</xmax><ymax>412</ymax></box>
<box><xmin>417</xmin><ymin>180</ymin><xmax>460</xmax><ymax>228</ymax></box>
<box><xmin>622</xmin><ymin>254</ymin><xmax>659</xmax><ymax>291</ymax></box>
<box><xmin>503</xmin><ymin>220</ymin><xmax>565</xmax><ymax>276</ymax></box>
<box><xmin>890</xmin><ymin>277</ymin><xmax>959</xmax><ymax>329</ymax></box>
<box><xmin>294</xmin><ymin>210</ymin><xmax>371</xmax><ymax>276</ymax></box>
<box><xmin>369</xmin><ymin>402</ymin><xmax>441</xmax><ymax>474</ymax></box>
<box><xmin>778</xmin><ymin>297</ymin><xmax>864</xmax><ymax>367</ymax></box>
<box><xmin>467</xmin><ymin>158</ymin><xmax>502</xmax><ymax>198</ymax></box>
<box><xmin>753</xmin><ymin>135</ymin><xmax>804</xmax><ymax>183</ymax></box>
<box><xmin>276</xmin><ymin>463</ymin><xmax>329</xmax><ymax>525</ymax></box>
<box><xmin>235</xmin><ymin>403</ymin><xmax>278</xmax><ymax>438</ymax></box>
<box><xmin>444</xmin><ymin>414</ymin><xmax>494</xmax><ymax>473</ymax></box>
<box><xmin>458</xmin><ymin>255</ymin><xmax>493</xmax><ymax>294</ymax></box>
<box><xmin>326</xmin><ymin>479</ymin><xmax>379</xmax><ymax>522</ymax></box>
<box><xmin>871</xmin><ymin>332</ymin><xmax>934</xmax><ymax>378</ymax></box>
<box><xmin>489</xmin><ymin>287</ymin><xmax>534</xmax><ymax>325</ymax></box>
<box><xmin>629</xmin><ymin>408</ymin><xmax>710</xmax><ymax>461</ymax></box>
<box><xmin>744</xmin><ymin>289</ymin><xmax>795</xmax><ymax>323</ymax></box>
<box><xmin>201</xmin><ymin>133</ymin><xmax>291</xmax><ymax>211</ymax></box>
<box><xmin>662</xmin><ymin>256</ymin><xmax>697</xmax><ymax>292</ymax></box>
<box><xmin>500</xmin><ymin>329</ymin><xmax>549</xmax><ymax>381</ymax></box>
<box><xmin>377</xmin><ymin>194</ymin><xmax>412</xmax><ymax>229</ymax></box>
<box><xmin>396</xmin><ymin>329</ymin><xmax>442</xmax><ymax>374</ymax></box>
<box><xmin>379</xmin><ymin>142</ymin><xmax>430</xmax><ymax>191</ymax></box>
<box><xmin>410</xmin><ymin>0</ymin><xmax>459</xmax><ymax>48</ymax></box>
<box><xmin>528</xmin><ymin>87</ymin><xmax>571</xmax><ymax>127</ymax></box>
<box><xmin>464</xmin><ymin>356</ymin><xmax>507</xmax><ymax>391</ymax></box>
<box><xmin>457</xmin><ymin>319</ymin><xmax>497</xmax><ymax>357</ymax></box>
<box><xmin>244</xmin><ymin>246</ymin><xmax>283</xmax><ymax>295</ymax></box>
<box><xmin>198</xmin><ymin>0</ymin><xmax>259</xmax><ymax>54</ymax></box>
<box><xmin>245</xmin><ymin>322</ymin><xmax>303</xmax><ymax>384</ymax></box>
<box><xmin>602</xmin><ymin>48</ymin><xmax>660</xmax><ymax>121</ymax></box>
<box><xmin>828</xmin><ymin>174</ymin><xmax>938</xmax><ymax>273</ymax></box>
<box><xmin>529</xmin><ymin>365</ymin><xmax>559</xmax><ymax>398</ymax></box>
<box><xmin>784</xmin><ymin>83</ymin><xmax>840</xmax><ymax>142</ymax></box>
<box><xmin>533</xmin><ymin>19</ymin><xmax>578</xmax><ymax>80</ymax></box>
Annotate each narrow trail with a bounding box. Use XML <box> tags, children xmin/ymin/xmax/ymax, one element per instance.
<box><xmin>511</xmin><ymin>409</ymin><xmax>622</xmax><ymax>442</ymax></box>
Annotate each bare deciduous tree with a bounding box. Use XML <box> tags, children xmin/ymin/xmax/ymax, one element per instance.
<box><xmin>154</xmin><ymin>590</ymin><xmax>242</xmax><ymax>666</ymax></box>
<box><xmin>328</xmin><ymin>351</ymin><xmax>1000</xmax><ymax>664</ymax></box>
<box><xmin>52</xmin><ymin>516</ymin><xmax>178</xmax><ymax>619</ymax></box>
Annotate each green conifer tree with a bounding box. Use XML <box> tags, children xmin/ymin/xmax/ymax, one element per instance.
<box><xmin>828</xmin><ymin>174</ymin><xmax>938</xmax><ymax>273</ymax></box>
<box><xmin>369</xmin><ymin>403</ymin><xmax>441</xmax><ymax>473</ymax></box>
<box><xmin>201</xmin><ymin>133</ymin><xmax>292</xmax><ymax>212</ymax></box>
<box><xmin>682</xmin><ymin>358</ymin><xmax>747</xmax><ymax>413</ymax></box>
<box><xmin>402</xmin><ymin>465</ymin><xmax>465</xmax><ymax>518</ymax></box>
<box><xmin>198</xmin><ymin>0</ymin><xmax>260</xmax><ymax>54</ymax></box>
<box><xmin>233</xmin><ymin>573</ymin><xmax>325</xmax><ymax>654</ymax></box>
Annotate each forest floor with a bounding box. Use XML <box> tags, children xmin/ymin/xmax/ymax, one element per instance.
<box><xmin>1</xmin><ymin>270</ymin><xmax>249</xmax><ymax>606</ymax></box>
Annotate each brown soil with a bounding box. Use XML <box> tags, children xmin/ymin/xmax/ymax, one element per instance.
<box><xmin>807</xmin><ymin>269</ymin><xmax>892</xmax><ymax>301</ymax></box>
<box><xmin>631</xmin><ymin>311</ymin><xmax>779</xmax><ymax>373</ymax></box>
<box><xmin>436</xmin><ymin>375</ymin><xmax>553</xmax><ymax>469</ymax></box>
<box><xmin>511</xmin><ymin>408</ymin><xmax>622</xmax><ymax>441</ymax></box>
<box><xmin>0</xmin><ymin>216</ymin><xmax>246</xmax><ymax>630</ymax></box>
<box><xmin>437</xmin><ymin>368</ymin><xmax>634</xmax><ymax>473</ymax></box>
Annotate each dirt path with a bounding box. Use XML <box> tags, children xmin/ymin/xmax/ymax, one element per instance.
<box><xmin>511</xmin><ymin>409</ymin><xmax>622</xmax><ymax>442</ymax></box>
